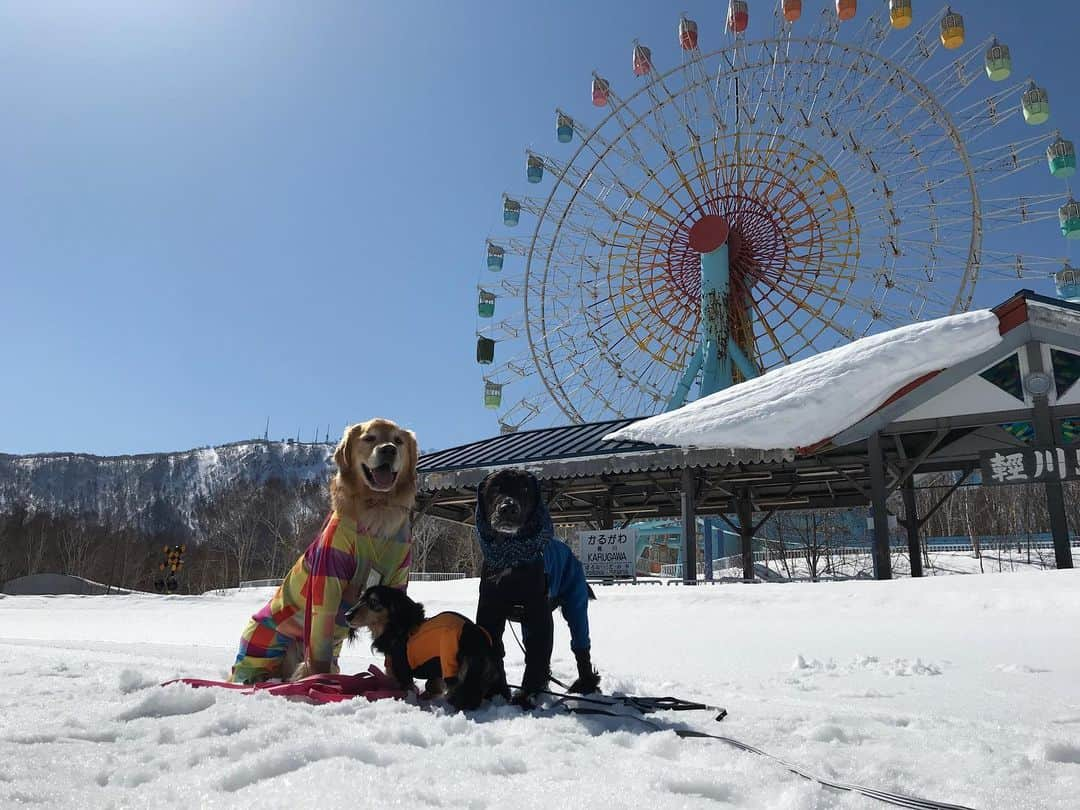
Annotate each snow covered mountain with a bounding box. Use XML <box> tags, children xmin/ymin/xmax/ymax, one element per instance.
<box><xmin>0</xmin><ymin>440</ymin><xmax>334</xmax><ymax>540</ymax></box>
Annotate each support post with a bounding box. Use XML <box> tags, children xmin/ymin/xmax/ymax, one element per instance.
<box><xmin>681</xmin><ymin>466</ymin><xmax>698</xmax><ymax>585</ymax></box>
<box><xmin>901</xmin><ymin>478</ymin><xmax>923</xmax><ymax>578</ymax></box>
<box><xmin>700</xmin><ymin>242</ymin><xmax>733</xmax><ymax>395</ymax></box>
<box><xmin>702</xmin><ymin>518</ymin><xmax>714</xmax><ymax>581</ymax></box>
<box><xmin>1026</xmin><ymin>344</ymin><xmax>1074</xmax><ymax>569</ymax></box>
<box><xmin>868</xmin><ymin>432</ymin><xmax>894</xmax><ymax>580</ymax></box>
<box><xmin>737</xmin><ymin>490</ymin><xmax>755</xmax><ymax>582</ymax></box>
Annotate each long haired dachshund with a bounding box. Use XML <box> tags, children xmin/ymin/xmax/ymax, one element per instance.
<box><xmin>346</xmin><ymin>586</ymin><xmax>502</xmax><ymax>710</ymax></box>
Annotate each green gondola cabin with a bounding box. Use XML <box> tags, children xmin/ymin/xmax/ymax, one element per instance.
<box><xmin>1047</xmin><ymin>136</ymin><xmax>1077</xmax><ymax>179</ymax></box>
<box><xmin>1061</xmin><ymin>199</ymin><xmax>1080</xmax><ymax>239</ymax></box>
<box><xmin>478</xmin><ymin>290</ymin><xmax>496</xmax><ymax>318</ymax></box>
<box><xmin>1022</xmin><ymin>84</ymin><xmax>1050</xmax><ymax>126</ymax></box>
<box><xmin>484</xmin><ymin>381</ymin><xmax>503</xmax><ymax>409</ymax></box>
<box><xmin>985</xmin><ymin>40</ymin><xmax>1011</xmax><ymax>81</ymax></box>
<box><xmin>1055</xmin><ymin>265</ymin><xmax>1080</xmax><ymax>302</ymax></box>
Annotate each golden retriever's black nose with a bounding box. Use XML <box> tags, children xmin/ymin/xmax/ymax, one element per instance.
<box><xmin>376</xmin><ymin>444</ymin><xmax>397</xmax><ymax>461</ymax></box>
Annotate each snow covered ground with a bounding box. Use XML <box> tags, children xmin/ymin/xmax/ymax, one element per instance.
<box><xmin>713</xmin><ymin>547</ymin><xmax>1073</xmax><ymax>582</ymax></box>
<box><xmin>2</xmin><ymin>571</ymin><xmax>1078</xmax><ymax>809</ymax></box>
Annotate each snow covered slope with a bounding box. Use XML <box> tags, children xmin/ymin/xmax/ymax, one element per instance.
<box><xmin>605</xmin><ymin>310</ymin><xmax>1003</xmax><ymax>450</ymax></box>
<box><xmin>1</xmin><ymin>571</ymin><xmax>1077</xmax><ymax>808</ymax></box>
<box><xmin>0</xmin><ymin>440</ymin><xmax>333</xmax><ymax>537</ymax></box>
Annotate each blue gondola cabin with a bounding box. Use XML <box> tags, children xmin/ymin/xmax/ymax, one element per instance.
<box><xmin>557</xmin><ymin>113</ymin><xmax>574</xmax><ymax>144</ymax></box>
<box><xmin>527</xmin><ymin>155</ymin><xmax>544</xmax><ymax>183</ymax></box>
<box><xmin>503</xmin><ymin>198</ymin><xmax>521</xmax><ymax>226</ymax></box>
<box><xmin>487</xmin><ymin>243</ymin><xmax>505</xmax><ymax>272</ymax></box>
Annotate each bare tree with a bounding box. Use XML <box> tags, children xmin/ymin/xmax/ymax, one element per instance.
<box><xmin>200</xmin><ymin>484</ymin><xmax>264</xmax><ymax>587</ymax></box>
<box><xmin>23</xmin><ymin>518</ymin><xmax>50</xmax><ymax>577</ymax></box>
<box><xmin>767</xmin><ymin>509</ymin><xmax>859</xmax><ymax>580</ymax></box>
<box><xmin>410</xmin><ymin>513</ymin><xmax>448</xmax><ymax>573</ymax></box>
<box><xmin>259</xmin><ymin>479</ymin><xmax>302</xmax><ymax>578</ymax></box>
<box><xmin>56</xmin><ymin>519</ymin><xmax>97</xmax><ymax>579</ymax></box>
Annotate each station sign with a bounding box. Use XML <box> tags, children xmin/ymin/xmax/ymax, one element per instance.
<box><xmin>578</xmin><ymin>528</ymin><xmax>638</xmax><ymax>578</ymax></box>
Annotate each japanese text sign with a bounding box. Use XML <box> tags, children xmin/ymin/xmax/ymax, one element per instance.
<box><xmin>979</xmin><ymin>447</ymin><xmax>1080</xmax><ymax>485</ymax></box>
<box><xmin>578</xmin><ymin>528</ymin><xmax>638</xmax><ymax>577</ymax></box>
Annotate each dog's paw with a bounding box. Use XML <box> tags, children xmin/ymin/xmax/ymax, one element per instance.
<box><xmin>568</xmin><ymin>671</ymin><xmax>601</xmax><ymax>695</ymax></box>
<box><xmin>288</xmin><ymin>662</ymin><xmax>312</xmax><ymax>682</ymax></box>
<box><xmin>510</xmin><ymin>690</ymin><xmax>538</xmax><ymax>710</ymax></box>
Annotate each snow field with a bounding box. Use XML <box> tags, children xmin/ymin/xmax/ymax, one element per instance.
<box><xmin>1</xmin><ymin>571</ymin><xmax>1078</xmax><ymax>809</ymax></box>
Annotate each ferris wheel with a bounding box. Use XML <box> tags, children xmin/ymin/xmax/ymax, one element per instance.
<box><xmin>475</xmin><ymin>1</ymin><xmax>1077</xmax><ymax>432</ymax></box>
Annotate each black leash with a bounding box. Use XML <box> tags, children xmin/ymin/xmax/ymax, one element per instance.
<box><xmin>505</xmin><ymin>625</ymin><xmax>976</xmax><ymax>808</ymax></box>
<box><xmin>540</xmin><ymin>685</ymin><xmax>977</xmax><ymax>810</ymax></box>
<box><xmin>507</xmin><ymin>622</ymin><xmax>726</xmax><ymax>717</ymax></box>
<box><xmin>507</xmin><ymin>620</ymin><xmax>574</xmax><ymax>690</ymax></box>
<box><xmin>543</xmin><ymin>688</ymin><xmax>728</xmax><ymax>721</ymax></box>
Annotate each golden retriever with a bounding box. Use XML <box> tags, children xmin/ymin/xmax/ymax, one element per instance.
<box><xmin>330</xmin><ymin>418</ymin><xmax>419</xmax><ymax>539</ymax></box>
<box><xmin>227</xmin><ymin>418</ymin><xmax>419</xmax><ymax>685</ymax></box>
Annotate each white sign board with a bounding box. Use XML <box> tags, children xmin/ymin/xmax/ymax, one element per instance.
<box><xmin>578</xmin><ymin>528</ymin><xmax>638</xmax><ymax>578</ymax></box>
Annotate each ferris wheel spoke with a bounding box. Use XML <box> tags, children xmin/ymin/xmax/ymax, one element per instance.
<box><xmin>750</xmin><ymin>300</ymin><xmax>794</xmax><ymax>365</ymax></box>
<box><xmin>601</xmin><ymin>82</ymin><xmax>707</xmax><ymax>206</ymax></box>
<box><xmin>646</xmin><ymin>72</ymin><xmax>722</xmax><ymax>202</ymax></box>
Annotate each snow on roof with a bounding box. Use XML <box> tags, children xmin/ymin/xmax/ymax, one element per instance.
<box><xmin>604</xmin><ymin>309</ymin><xmax>1003</xmax><ymax>451</ymax></box>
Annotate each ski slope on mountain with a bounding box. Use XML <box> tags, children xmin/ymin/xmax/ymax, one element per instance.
<box><xmin>1</xmin><ymin>571</ymin><xmax>1077</xmax><ymax>809</ymax></box>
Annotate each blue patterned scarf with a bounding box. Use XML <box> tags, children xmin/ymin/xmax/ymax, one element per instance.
<box><xmin>475</xmin><ymin>491</ymin><xmax>553</xmax><ymax>570</ymax></box>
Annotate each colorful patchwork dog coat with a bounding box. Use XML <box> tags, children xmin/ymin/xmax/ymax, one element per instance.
<box><xmin>230</xmin><ymin>512</ymin><xmax>411</xmax><ymax>684</ymax></box>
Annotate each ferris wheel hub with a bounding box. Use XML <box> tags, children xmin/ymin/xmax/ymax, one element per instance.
<box><xmin>687</xmin><ymin>214</ymin><xmax>730</xmax><ymax>254</ymax></box>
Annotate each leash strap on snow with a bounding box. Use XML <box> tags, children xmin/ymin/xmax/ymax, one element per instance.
<box><xmin>553</xmin><ymin>697</ymin><xmax>975</xmax><ymax>810</ymax></box>
<box><xmin>671</xmin><ymin>729</ymin><xmax>978</xmax><ymax>810</ymax></box>
<box><xmin>540</xmin><ymin>687</ymin><xmax>727</xmax><ymax>721</ymax></box>
<box><xmin>163</xmin><ymin>665</ymin><xmax>407</xmax><ymax>705</ymax></box>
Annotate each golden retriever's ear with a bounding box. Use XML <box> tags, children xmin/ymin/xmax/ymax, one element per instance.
<box><xmin>334</xmin><ymin>423</ymin><xmax>365</xmax><ymax>474</ymax></box>
<box><xmin>397</xmin><ymin>428</ymin><xmax>419</xmax><ymax>492</ymax></box>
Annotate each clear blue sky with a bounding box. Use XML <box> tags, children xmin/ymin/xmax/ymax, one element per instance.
<box><xmin>1</xmin><ymin>1</ymin><xmax>1076</xmax><ymax>456</ymax></box>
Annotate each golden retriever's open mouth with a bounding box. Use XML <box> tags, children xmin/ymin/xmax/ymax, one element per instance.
<box><xmin>361</xmin><ymin>462</ymin><xmax>398</xmax><ymax>491</ymax></box>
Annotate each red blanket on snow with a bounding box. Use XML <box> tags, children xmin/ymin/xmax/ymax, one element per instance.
<box><xmin>162</xmin><ymin>665</ymin><xmax>408</xmax><ymax>704</ymax></box>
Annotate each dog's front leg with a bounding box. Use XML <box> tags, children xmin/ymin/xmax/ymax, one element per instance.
<box><xmin>289</xmin><ymin>658</ymin><xmax>333</xmax><ymax>682</ymax></box>
<box><xmin>423</xmin><ymin>677</ymin><xmax>447</xmax><ymax>698</ymax></box>
<box><xmin>288</xmin><ymin>661</ymin><xmax>311</xmax><ymax>682</ymax></box>
<box><xmin>385</xmin><ymin>652</ymin><xmax>417</xmax><ymax>693</ymax></box>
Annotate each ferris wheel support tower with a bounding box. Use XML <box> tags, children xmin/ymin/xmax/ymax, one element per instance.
<box><xmin>669</xmin><ymin>214</ymin><xmax>760</xmax><ymax>407</ymax></box>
